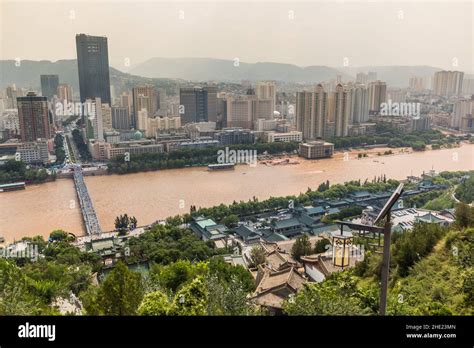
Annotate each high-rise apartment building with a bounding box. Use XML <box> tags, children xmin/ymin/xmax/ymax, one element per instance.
<box><xmin>6</xmin><ymin>84</ymin><xmax>23</xmax><ymax>109</ymax></box>
<box><xmin>295</xmin><ymin>84</ymin><xmax>327</xmax><ymax>140</ymax></box>
<box><xmin>85</xmin><ymin>98</ymin><xmax>104</xmax><ymax>141</ymax></box>
<box><xmin>452</xmin><ymin>97</ymin><xmax>474</xmax><ymax>129</ymax></box>
<box><xmin>297</xmin><ymin>84</ymin><xmax>354</xmax><ymax>139</ymax></box>
<box><xmin>356</xmin><ymin>73</ymin><xmax>368</xmax><ymax>85</ymax></box>
<box><xmin>112</xmin><ymin>106</ymin><xmax>131</xmax><ymax>130</ymax></box>
<box><xmin>179</xmin><ymin>87</ymin><xmax>217</xmax><ymax>124</ymax></box>
<box><xmin>433</xmin><ymin>71</ymin><xmax>464</xmax><ymax>97</ymax></box>
<box><xmin>367</xmin><ymin>72</ymin><xmax>377</xmax><ymax>82</ymax></box>
<box><xmin>409</xmin><ymin>76</ymin><xmax>425</xmax><ymax>92</ymax></box>
<box><xmin>225</xmin><ymin>95</ymin><xmax>273</xmax><ymax>129</ymax></box>
<box><xmin>17</xmin><ymin>92</ymin><xmax>51</xmax><ymax>142</ymax></box>
<box><xmin>57</xmin><ymin>84</ymin><xmax>73</xmax><ymax>102</ymax></box>
<box><xmin>333</xmin><ymin>84</ymin><xmax>349</xmax><ymax>137</ymax></box>
<box><xmin>368</xmin><ymin>81</ymin><xmax>387</xmax><ymax>114</ymax></box>
<box><xmin>132</xmin><ymin>85</ymin><xmax>159</xmax><ymax>127</ymax></box>
<box><xmin>40</xmin><ymin>75</ymin><xmax>59</xmax><ymax>99</ymax></box>
<box><xmin>101</xmin><ymin>103</ymin><xmax>113</xmax><ymax>131</ymax></box>
<box><xmin>256</xmin><ymin>81</ymin><xmax>276</xmax><ymax>111</ymax></box>
<box><xmin>76</xmin><ymin>34</ymin><xmax>111</xmax><ymax>105</ymax></box>
<box><xmin>120</xmin><ymin>92</ymin><xmax>133</xmax><ymax>116</ymax></box>
<box><xmin>347</xmin><ymin>84</ymin><xmax>369</xmax><ymax>124</ymax></box>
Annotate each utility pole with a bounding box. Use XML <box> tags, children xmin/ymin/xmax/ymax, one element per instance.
<box><xmin>379</xmin><ymin>212</ymin><xmax>392</xmax><ymax>315</ymax></box>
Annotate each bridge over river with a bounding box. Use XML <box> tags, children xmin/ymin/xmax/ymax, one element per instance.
<box><xmin>72</xmin><ymin>166</ymin><xmax>102</xmax><ymax>235</ymax></box>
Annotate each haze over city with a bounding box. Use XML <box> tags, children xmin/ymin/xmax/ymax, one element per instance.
<box><xmin>1</xmin><ymin>1</ymin><xmax>473</xmax><ymax>72</ymax></box>
<box><xmin>1</xmin><ymin>0</ymin><xmax>474</xmax><ymax>342</ymax></box>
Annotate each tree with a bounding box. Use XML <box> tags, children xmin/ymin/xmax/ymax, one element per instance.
<box><xmin>291</xmin><ymin>234</ymin><xmax>312</xmax><ymax>261</ymax></box>
<box><xmin>249</xmin><ymin>246</ymin><xmax>266</xmax><ymax>268</ymax></box>
<box><xmin>283</xmin><ymin>272</ymin><xmax>372</xmax><ymax>315</ymax></box>
<box><xmin>205</xmin><ymin>274</ymin><xmax>254</xmax><ymax>316</ymax></box>
<box><xmin>90</xmin><ymin>261</ymin><xmax>144</xmax><ymax>315</ymax></box>
<box><xmin>314</xmin><ymin>238</ymin><xmax>331</xmax><ymax>254</ymax></box>
<box><xmin>455</xmin><ymin>175</ymin><xmax>474</xmax><ymax>204</ymax></box>
<box><xmin>130</xmin><ymin>216</ymin><xmax>138</xmax><ymax>230</ymax></box>
<box><xmin>0</xmin><ymin>259</ymin><xmax>42</xmax><ymax>315</ymax></box>
<box><xmin>115</xmin><ymin>214</ymin><xmax>130</xmax><ymax>234</ymax></box>
<box><xmin>49</xmin><ymin>230</ymin><xmax>70</xmax><ymax>242</ymax></box>
<box><xmin>221</xmin><ymin>214</ymin><xmax>239</xmax><ymax>228</ymax></box>
<box><xmin>169</xmin><ymin>276</ymin><xmax>208</xmax><ymax>315</ymax></box>
<box><xmin>392</xmin><ymin>222</ymin><xmax>445</xmax><ymax>277</ymax></box>
<box><xmin>151</xmin><ymin>260</ymin><xmax>195</xmax><ymax>292</ymax></box>
<box><xmin>138</xmin><ymin>290</ymin><xmax>171</xmax><ymax>315</ymax></box>
<box><xmin>208</xmin><ymin>257</ymin><xmax>255</xmax><ymax>293</ymax></box>
<box><xmin>455</xmin><ymin>203</ymin><xmax>474</xmax><ymax>228</ymax></box>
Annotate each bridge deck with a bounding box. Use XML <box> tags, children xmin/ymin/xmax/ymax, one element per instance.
<box><xmin>72</xmin><ymin>166</ymin><xmax>102</xmax><ymax>235</ymax></box>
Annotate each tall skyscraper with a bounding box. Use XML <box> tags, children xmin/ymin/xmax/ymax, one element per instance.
<box><xmin>433</xmin><ymin>71</ymin><xmax>464</xmax><ymax>97</ymax></box>
<box><xmin>75</xmin><ymin>34</ymin><xmax>111</xmax><ymax>105</ymax></box>
<box><xmin>40</xmin><ymin>75</ymin><xmax>59</xmax><ymax>99</ymax></box>
<box><xmin>179</xmin><ymin>86</ymin><xmax>217</xmax><ymax>124</ymax></box>
<box><xmin>17</xmin><ymin>92</ymin><xmax>51</xmax><ymax>142</ymax></box>
<box><xmin>368</xmin><ymin>81</ymin><xmax>387</xmax><ymax>114</ymax></box>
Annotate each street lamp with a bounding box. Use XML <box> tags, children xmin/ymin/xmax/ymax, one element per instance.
<box><xmin>335</xmin><ymin>183</ymin><xmax>404</xmax><ymax>316</ymax></box>
<box><xmin>331</xmin><ymin>229</ymin><xmax>353</xmax><ymax>269</ymax></box>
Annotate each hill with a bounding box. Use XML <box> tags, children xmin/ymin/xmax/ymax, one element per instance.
<box><xmin>128</xmin><ymin>57</ymin><xmax>352</xmax><ymax>83</ymax></box>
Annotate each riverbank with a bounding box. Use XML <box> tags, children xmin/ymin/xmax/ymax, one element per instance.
<box><xmin>1</xmin><ymin>142</ymin><xmax>473</xmax><ymax>242</ymax></box>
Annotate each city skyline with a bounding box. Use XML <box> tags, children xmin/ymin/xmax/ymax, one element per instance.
<box><xmin>1</xmin><ymin>1</ymin><xmax>473</xmax><ymax>73</ymax></box>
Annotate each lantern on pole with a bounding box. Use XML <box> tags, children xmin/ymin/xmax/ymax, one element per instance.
<box><xmin>331</xmin><ymin>229</ymin><xmax>353</xmax><ymax>268</ymax></box>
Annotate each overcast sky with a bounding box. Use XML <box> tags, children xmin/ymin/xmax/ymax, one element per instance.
<box><xmin>1</xmin><ymin>0</ymin><xmax>473</xmax><ymax>73</ymax></box>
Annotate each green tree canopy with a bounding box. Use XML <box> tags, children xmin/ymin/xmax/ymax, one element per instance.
<box><xmin>291</xmin><ymin>234</ymin><xmax>312</xmax><ymax>261</ymax></box>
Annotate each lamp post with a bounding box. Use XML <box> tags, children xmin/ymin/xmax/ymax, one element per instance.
<box><xmin>334</xmin><ymin>183</ymin><xmax>404</xmax><ymax>316</ymax></box>
<box><xmin>331</xmin><ymin>229</ymin><xmax>353</xmax><ymax>269</ymax></box>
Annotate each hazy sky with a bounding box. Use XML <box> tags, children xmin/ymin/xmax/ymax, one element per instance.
<box><xmin>1</xmin><ymin>0</ymin><xmax>473</xmax><ymax>72</ymax></box>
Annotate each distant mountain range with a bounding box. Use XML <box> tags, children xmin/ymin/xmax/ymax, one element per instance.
<box><xmin>340</xmin><ymin>66</ymin><xmax>443</xmax><ymax>88</ymax></box>
<box><xmin>0</xmin><ymin>59</ymin><xmax>125</xmax><ymax>91</ymax></box>
<box><xmin>0</xmin><ymin>60</ymin><xmax>183</xmax><ymax>95</ymax></box>
<box><xmin>0</xmin><ymin>58</ymin><xmax>464</xmax><ymax>91</ymax></box>
<box><xmin>128</xmin><ymin>57</ymin><xmax>354</xmax><ymax>84</ymax></box>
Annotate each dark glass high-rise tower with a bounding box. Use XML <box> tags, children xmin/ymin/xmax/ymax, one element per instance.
<box><xmin>40</xmin><ymin>75</ymin><xmax>59</xmax><ymax>99</ymax></box>
<box><xmin>75</xmin><ymin>34</ymin><xmax>111</xmax><ymax>105</ymax></box>
<box><xmin>179</xmin><ymin>86</ymin><xmax>217</xmax><ymax>124</ymax></box>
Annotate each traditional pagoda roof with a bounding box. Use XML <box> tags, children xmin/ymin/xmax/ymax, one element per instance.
<box><xmin>416</xmin><ymin>211</ymin><xmax>444</xmax><ymax>223</ymax></box>
<box><xmin>251</xmin><ymin>265</ymin><xmax>306</xmax><ymax>309</ymax></box>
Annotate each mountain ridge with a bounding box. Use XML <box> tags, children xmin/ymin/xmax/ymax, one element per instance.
<box><xmin>1</xmin><ymin>58</ymin><xmax>464</xmax><ymax>90</ymax></box>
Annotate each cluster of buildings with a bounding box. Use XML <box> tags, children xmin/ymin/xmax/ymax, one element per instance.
<box><xmin>0</xmin><ymin>91</ymin><xmax>54</xmax><ymax>164</ymax></box>
<box><xmin>1</xmin><ymin>33</ymin><xmax>473</xmax><ymax>166</ymax></box>
<box><xmin>183</xmin><ymin>174</ymin><xmax>454</xmax><ymax>312</ymax></box>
